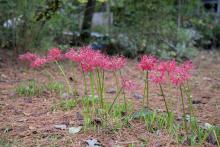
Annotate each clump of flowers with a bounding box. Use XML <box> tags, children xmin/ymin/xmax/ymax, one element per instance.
<box><xmin>30</xmin><ymin>57</ymin><xmax>47</xmax><ymax>68</ymax></box>
<box><xmin>19</xmin><ymin>46</ymin><xmax>196</xmax><ymax>138</ymax></box>
<box><xmin>47</xmin><ymin>48</ymin><xmax>63</xmax><ymax>62</ymax></box>
<box><xmin>138</xmin><ymin>55</ymin><xmax>157</xmax><ymax>108</ymax></box>
<box><xmin>19</xmin><ymin>52</ymin><xmax>38</xmax><ymax>63</ymax></box>
<box><xmin>149</xmin><ymin>66</ymin><xmax>169</xmax><ymax>116</ymax></box>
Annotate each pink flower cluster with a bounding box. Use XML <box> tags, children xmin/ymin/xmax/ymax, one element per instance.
<box><xmin>47</xmin><ymin>48</ymin><xmax>63</xmax><ymax>62</ymax></box>
<box><xmin>18</xmin><ymin>52</ymin><xmax>38</xmax><ymax>62</ymax></box>
<box><xmin>138</xmin><ymin>55</ymin><xmax>193</xmax><ymax>86</ymax></box>
<box><xmin>19</xmin><ymin>46</ymin><xmax>126</xmax><ymax>71</ymax></box>
<box><xmin>19</xmin><ymin>48</ymin><xmax>64</xmax><ymax>68</ymax></box>
<box><xmin>138</xmin><ymin>55</ymin><xmax>157</xmax><ymax>71</ymax></box>
<box><xmin>64</xmin><ymin>46</ymin><xmax>126</xmax><ymax>72</ymax></box>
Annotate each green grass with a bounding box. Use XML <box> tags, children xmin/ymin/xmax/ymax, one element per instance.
<box><xmin>16</xmin><ymin>80</ymin><xmax>43</xmax><ymax>96</ymax></box>
<box><xmin>0</xmin><ymin>138</ymin><xmax>11</xmax><ymax>147</ymax></box>
<box><xmin>46</xmin><ymin>82</ymin><xmax>64</xmax><ymax>93</ymax></box>
<box><xmin>59</xmin><ymin>99</ymin><xmax>77</xmax><ymax>111</ymax></box>
<box><xmin>17</xmin><ymin>81</ymin><xmax>65</xmax><ymax>97</ymax></box>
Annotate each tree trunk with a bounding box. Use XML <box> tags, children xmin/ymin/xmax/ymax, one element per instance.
<box><xmin>80</xmin><ymin>0</ymin><xmax>96</xmax><ymax>42</ymax></box>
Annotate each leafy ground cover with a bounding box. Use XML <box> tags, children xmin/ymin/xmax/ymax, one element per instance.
<box><xmin>0</xmin><ymin>48</ymin><xmax>219</xmax><ymax>146</ymax></box>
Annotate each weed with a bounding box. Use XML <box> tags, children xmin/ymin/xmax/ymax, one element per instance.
<box><xmin>46</xmin><ymin>82</ymin><xmax>64</xmax><ymax>93</ymax></box>
<box><xmin>16</xmin><ymin>80</ymin><xmax>42</xmax><ymax>96</ymax></box>
<box><xmin>59</xmin><ymin>99</ymin><xmax>77</xmax><ymax>111</ymax></box>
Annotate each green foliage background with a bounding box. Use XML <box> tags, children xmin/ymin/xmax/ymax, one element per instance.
<box><xmin>0</xmin><ymin>0</ymin><xmax>219</xmax><ymax>59</ymax></box>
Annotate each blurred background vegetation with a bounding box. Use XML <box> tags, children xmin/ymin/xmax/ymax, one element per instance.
<box><xmin>0</xmin><ymin>0</ymin><xmax>220</xmax><ymax>60</ymax></box>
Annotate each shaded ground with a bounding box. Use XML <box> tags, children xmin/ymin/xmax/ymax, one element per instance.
<box><xmin>0</xmin><ymin>49</ymin><xmax>219</xmax><ymax>146</ymax></box>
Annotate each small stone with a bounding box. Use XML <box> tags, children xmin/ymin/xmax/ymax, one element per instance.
<box><xmin>204</xmin><ymin>123</ymin><xmax>213</xmax><ymax>130</ymax></box>
<box><xmin>185</xmin><ymin>114</ymin><xmax>191</xmax><ymax>122</ymax></box>
<box><xmin>133</xmin><ymin>93</ymin><xmax>143</xmax><ymax>99</ymax></box>
<box><xmin>1</xmin><ymin>74</ymin><xmax>7</xmax><ymax>79</ymax></box>
<box><xmin>203</xmin><ymin>77</ymin><xmax>212</xmax><ymax>81</ymax></box>
<box><xmin>68</xmin><ymin>126</ymin><xmax>82</xmax><ymax>134</ymax></box>
<box><xmin>29</xmin><ymin>126</ymin><xmax>36</xmax><ymax>130</ymax></box>
<box><xmin>54</xmin><ymin>124</ymin><xmax>67</xmax><ymax>130</ymax></box>
<box><xmin>85</xmin><ymin>138</ymin><xmax>102</xmax><ymax>147</ymax></box>
<box><xmin>106</xmin><ymin>88</ymin><xmax>116</xmax><ymax>94</ymax></box>
<box><xmin>156</xmin><ymin>109</ymin><xmax>163</xmax><ymax>112</ymax></box>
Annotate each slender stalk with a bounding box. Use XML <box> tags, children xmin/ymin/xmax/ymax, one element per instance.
<box><xmin>146</xmin><ymin>71</ymin><xmax>149</xmax><ymax>107</ymax></box>
<box><xmin>123</xmin><ymin>89</ymin><xmax>127</xmax><ymax>112</ymax></box>
<box><xmin>119</xmin><ymin>70</ymin><xmax>127</xmax><ymax>112</ymax></box>
<box><xmin>143</xmin><ymin>71</ymin><xmax>149</xmax><ymax>108</ymax></box>
<box><xmin>185</xmin><ymin>82</ymin><xmax>194</xmax><ymax>117</ymax></box>
<box><xmin>101</xmin><ymin>70</ymin><xmax>105</xmax><ymax>103</ymax></box>
<box><xmin>55</xmin><ymin>61</ymin><xmax>71</xmax><ymax>94</ymax></box>
<box><xmin>180</xmin><ymin>85</ymin><xmax>189</xmax><ymax>136</ymax></box>
<box><xmin>113</xmin><ymin>71</ymin><xmax>119</xmax><ymax>93</ymax></box>
<box><xmin>159</xmin><ymin>84</ymin><xmax>169</xmax><ymax>115</ymax></box>
<box><xmin>89</xmin><ymin>72</ymin><xmax>95</xmax><ymax>98</ymax></box>
<box><xmin>89</xmin><ymin>71</ymin><xmax>95</xmax><ymax>113</ymax></box>
<box><xmin>72</xmin><ymin>63</ymin><xmax>78</xmax><ymax>95</ymax></box>
<box><xmin>167</xmin><ymin>72</ymin><xmax>172</xmax><ymax>109</ymax></box>
<box><xmin>96</xmin><ymin>69</ymin><xmax>104</xmax><ymax>108</ymax></box>
<box><xmin>213</xmin><ymin>129</ymin><xmax>220</xmax><ymax>147</ymax></box>
<box><xmin>108</xmin><ymin>87</ymin><xmax>123</xmax><ymax>113</ymax></box>
<box><xmin>81</xmin><ymin>64</ymin><xmax>87</xmax><ymax>95</ymax></box>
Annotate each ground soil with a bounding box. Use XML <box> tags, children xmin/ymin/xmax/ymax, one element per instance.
<box><xmin>0</xmin><ymin>49</ymin><xmax>219</xmax><ymax>147</ymax></box>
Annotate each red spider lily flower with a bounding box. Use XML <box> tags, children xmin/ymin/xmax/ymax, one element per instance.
<box><xmin>81</xmin><ymin>63</ymin><xmax>95</xmax><ymax>72</ymax></box>
<box><xmin>149</xmin><ymin>69</ymin><xmax>166</xmax><ymax>84</ymax></box>
<box><xmin>170</xmin><ymin>67</ymin><xmax>191</xmax><ymax>86</ymax></box>
<box><xmin>138</xmin><ymin>55</ymin><xmax>157</xmax><ymax>71</ymax></box>
<box><xmin>65</xmin><ymin>49</ymin><xmax>83</xmax><ymax>63</ymax></box>
<box><xmin>110</xmin><ymin>56</ymin><xmax>126</xmax><ymax>71</ymax></box>
<box><xmin>121</xmin><ymin>78</ymin><xmax>136</xmax><ymax>91</ymax></box>
<box><xmin>157</xmin><ymin>61</ymin><xmax>168</xmax><ymax>72</ymax></box>
<box><xmin>18</xmin><ymin>52</ymin><xmax>38</xmax><ymax>62</ymax></box>
<box><xmin>101</xmin><ymin>56</ymin><xmax>112</xmax><ymax>70</ymax></box>
<box><xmin>165</xmin><ymin>60</ymin><xmax>176</xmax><ymax>73</ymax></box>
<box><xmin>89</xmin><ymin>50</ymin><xmax>105</xmax><ymax>68</ymax></box>
<box><xmin>102</xmin><ymin>56</ymin><xmax>126</xmax><ymax>71</ymax></box>
<box><xmin>47</xmin><ymin>48</ymin><xmax>63</xmax><ymax>62</ymax></box>
<box><xmin>79</xmin><ymin>46</ymin><xmax>102</xmax><ymax>69</ymax></box>
<box><xmin>157</xmin><ymin>60</ymin><xmax>176</xmax><ymax>73</ymax></box>
<box><xmin>30</xmin><ymin>57</ymin><xmax>47</xmax><ymax>68</ymax></box>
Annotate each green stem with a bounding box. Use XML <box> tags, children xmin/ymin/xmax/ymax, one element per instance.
<box><xmin>213</xmin><ymin>129</ymin><xmax>220</xmax><ymax>147</ymax></box>
<box><xmin>89</xmin><ymin>72</ymin><xmax>95</xmax><ymax>98</ymax></box>
<box><xmin>180</xmin><ymin>85</ymin><xmax>188</xmax><ymax>136</ymax></box>
<box><xmin>113</xmin><ymin>71</ymin><xmax>119</xmax><ymax>93</ymax></box>
<box><xmin>123</xmin><ymin>89</ymin><xmax>127</xmax><ymax>112</ymax></box>
<box><xmin>143</xmin><ymin>71</ymin><xmax>149</xmax><ymax>108</ymax></box>
<box><xmin>72</xmin><ymin>63</ymin><xmax>78</xmax><ymax>95</ymax></box>
<box><xmin>118</xmin><ymin>70</ymin><xmax>127</xmax><ymax>111</ymax></box>
<box><xmin>89</xmin><ymin>71</ymin><xmax>95</xmax><ymax>113</ymax></box>
<box><xmin>185</xmin><ymin>82</ymin><xmax>194</xmax><ymax>117</ymax></box>
<box><xmin>81</xmin><ymin>64</ymin><xmax>87</xmax><ymax>95</ymax></box>
<box><xmin>96</xmin><ymin>69</ymin><xmax>104</xmax><ymax>108</ymax></box>
<box><xmin>108</xmin><ymin>87</ymin><xmax>123</xmax><ymax>113</ymax></box>
<box><xmin>55</xmin><ymin>61</ymin><xmax>71</xmax><ymax>94</ymax></box>
<box><xmin>159</xmin><ymin>84</ymin><xmax>169</xmax><ymax>115</ymax></box>
<box><xmin>101</xmin><ymin>70</ymin><xmax>105</xmax><ymax>102</ymax></box>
